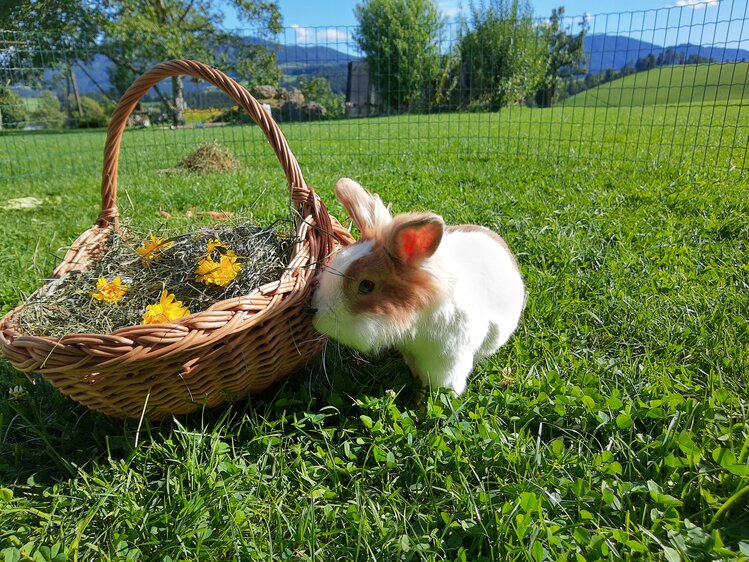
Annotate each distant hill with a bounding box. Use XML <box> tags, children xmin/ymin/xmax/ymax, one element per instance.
<box><xmin>275</xmin><ymin>44</ymin><xmax>358</xmax><ymax>65</ymax></box>
<box><xmin>562</xmin><ymin>61</ymin><xmax>749</xmax><ymax>107</ymax></box>
<box><xmin>38</xmin><ymin>40</ymin><xmax>359</xmax><ymax>100</ymax></box>
<box><xmin>246</xmin><ymin>35</ymin><xmax>358</xmax><ymax>65</ymax></box>
<box><xmin>584</xmin><ymin>33</ymin><xmax>749</xmax><ymax>74</ymax></box>
<box><xmin>275</xmin><ymin>43</ymin><xmax>358</xmax><ymax>93</ymax></box>
<box><xmin>19</xmin><ymin>32</ymin><xmax>749</xmax><ymax>103</ymax></box>
<box><xmin>67</xmin><ymin>54</ymin><xmax>114</xmax><ymax>97</ymax></box>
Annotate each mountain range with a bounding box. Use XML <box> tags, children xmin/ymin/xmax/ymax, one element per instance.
<box><xmin>67</xmin><ymin>42</ymin><xmax>358</xmax><ymax>98</ymax></box>
<box><xmin>584</xmin><ymin>33</ymin><xmax>749</xmax><ymax>74</ymax></box>
<box><xmin>15</xmin><ymin>33</ymin><xmax>749</xmax><ymax>99</ymax></box>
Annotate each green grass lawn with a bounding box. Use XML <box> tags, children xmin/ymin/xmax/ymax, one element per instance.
<box><xmin>563</xmin><ymin>62</ymin><xmax>749</xmax><ymax>108</ymax></box>
<box><xmin>3</xmin><ymin>99</ymin><xmax>747</xmax><ymax>184</ymax></box>
<box><xmin>0</xmin><ymin>105</ymin><xmax>748</xmax><ymax>560</ymax></box>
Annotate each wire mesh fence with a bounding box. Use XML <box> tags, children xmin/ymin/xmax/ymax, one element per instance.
<box><xmin>0</xmin><ymin>0</ymin><xmax>747</xmax><ymax>182</ymax></box>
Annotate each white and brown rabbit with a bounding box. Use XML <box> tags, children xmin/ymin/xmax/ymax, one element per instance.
<box><xmin>311</xmin><ymin>178</ymin><xmax>525</xmax><ymax>394</ymax></box>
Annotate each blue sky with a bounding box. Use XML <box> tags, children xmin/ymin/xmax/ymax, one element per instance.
<box><xmin>225</xmin><ymin>0</ymin><xmax>746</xmax><ymax>50</ymax></box>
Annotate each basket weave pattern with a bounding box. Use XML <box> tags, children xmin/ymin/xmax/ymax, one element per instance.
<box><xmin>0</xmin><ymin>60</ymin><xmax>353</xmax><ymax>420</ymax></box>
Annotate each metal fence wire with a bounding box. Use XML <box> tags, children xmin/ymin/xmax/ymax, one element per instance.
<box><xmin>0</xmin><ymin>0</ymin><xmax>747</xmax><ymax>180</ymax></box>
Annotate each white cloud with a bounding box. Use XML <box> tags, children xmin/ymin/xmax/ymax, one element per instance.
<box><xmin>673</xmin><ymin>0</ymin><xmax>719</xmax><ymax>8</ymax></box>
<box><xmin>437</xmin><ymin>0</ymin><xmax>464</xmax><ymax>19</ymax></box>
<box><xmin>289</xmin><ymin>25</ymin><xmax>351</xmax><ymax>45</ymax></box>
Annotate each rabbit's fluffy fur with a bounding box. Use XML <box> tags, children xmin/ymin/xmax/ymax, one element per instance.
<box><xmin>312</xmin><ymin>178</ymin><xmax>525</xmax><ymax>394</ymax></box>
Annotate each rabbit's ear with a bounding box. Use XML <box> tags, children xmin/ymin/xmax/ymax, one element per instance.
<box><xmin>335</xmin><ymin>178</ymin><xmax>392</xmax><ymax>238</ymax></box>
<box><xmin>386</xmin><ymin>212</ymin><xmax>444</xmax><ymax>266</ymax></box>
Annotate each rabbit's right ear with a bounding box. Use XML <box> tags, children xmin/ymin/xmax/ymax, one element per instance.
<box><xmin>386</xmin><ymin>212</ymin><xmax>444</xmax><ymax>266</ymax></box>
<box><xmin>335</xmin><ymin>178</ymin><xmax>392</xmax><ymax>239</ymax></box>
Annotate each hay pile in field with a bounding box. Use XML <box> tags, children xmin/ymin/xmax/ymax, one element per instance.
<box><xmin>175</xmin><ymin>141</ymin><xmax>242</xmax><ymax>174</ymax></box>
<box><xmin>17</xmin><ymin>220</ymin><xmax>294</xmax><ymax>338</ymax></box>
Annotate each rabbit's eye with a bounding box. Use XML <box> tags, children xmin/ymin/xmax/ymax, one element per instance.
<box><xmin>358</xmin><ymin>280</ymin><xmax>375</xmax><ymax>294</ymax></box>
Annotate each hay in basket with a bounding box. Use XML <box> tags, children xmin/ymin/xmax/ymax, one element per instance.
<box><xmin>0</xmin><ymin>60</ymin><xmax>354</xmax><ymax>420</ymax></box>
<box><xmin>15</xmin><ymin>220</ymin><xmax>293</xmax><ymax>338</ymax></box>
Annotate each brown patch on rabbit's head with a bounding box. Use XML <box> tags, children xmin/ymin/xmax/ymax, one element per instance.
<box><xmin>341</xmin><ymin>212</ymin><xmax>445</xmax><ymax>328</ymax></box>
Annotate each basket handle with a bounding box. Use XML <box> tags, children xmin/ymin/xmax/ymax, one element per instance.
<box><xmin>98</xmin><ymin>59</ymin><xmax>320</xmax><ymax>232</ymax></box>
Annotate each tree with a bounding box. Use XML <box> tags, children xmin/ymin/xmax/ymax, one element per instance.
<box><xmin>635</xmin><ymin>53</ymin><xmax>657</xmax><ymax>72</ymax></box>
<box><xmin>534</xmin><ymin>7</ymin><xmax>587</xmax><ymax>107</ymax></box>
<box><xmin>30</xmin><ymin>92</ymin><xmax>66</xmax><ymax>128</ymax></box>
<box><xmin>354</xmin><ymin>0</ymin><xmax>444</xmax><ymax>112</ymax></box>
<box><xmin>686</xmin><ymin>53</ymin><xmax>714</xmax><ymax>65</ymax></box>
<box><xmin>458</xmin><ymin>0</ymin><xmax>544</xmax><ymax>109</ymax></box>
<box><xmin>657</xmin><ymin>47</ymin><xmax>685</xmax><ymax>67</ymax></box>
<box><xmin>300</xmin><ymin>76</ymin><xmax>344</xmax><ymax>118</ymax></box>
<box><xmin>0</xmin><ymin>85</ymin><xmax>28</xmax><ymax>129</ymax></box>
<box><xmin>96</xmin><ymin>0</ymin><xmax>283</xmax><ymax>125</ymax></box>
<box><xmin>74</xmin><ymin>95</ymin><xmax>108</xmax><ymax>128</ymax></box>
<box><xmin>0</xmin><ymin>0</ymin><xmax>100</xmax><ymax>120</ymax></box>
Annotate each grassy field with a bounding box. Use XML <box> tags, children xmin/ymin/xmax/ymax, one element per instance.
<box><xmin>563</xmin><ymin>62</ymin><xmax>749</xmax><ymax>108</ymax></box>
<box><xmin>2</xmin><ymin>100</ymin><xmax>747</xmax><ymax>184</ymax></box>
<box><xmin>0</xmin><ymin>105</ymin><xmax>748</xmax><ymax>560</ymax></box>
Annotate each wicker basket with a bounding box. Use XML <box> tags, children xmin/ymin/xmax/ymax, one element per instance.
<box><xmin>0</xmin><ymin>60</ymin><xmax>354</xmax><ymax>420</ymax></box>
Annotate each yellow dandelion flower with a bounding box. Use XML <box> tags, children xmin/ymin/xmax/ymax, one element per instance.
<box><xmin>136</xmin><ymin>233</ymin><xmax>172</xmax><ymax>263</ymax></box>
<box><xmin>142</xmin><ymin>291</ymin><xmax>191</xmax><ymax>324</ymax></box>
<box><xmin>195</xmin><ymin>254</ymin><xmax>242</xmax><ymax>287</ymax></box>
<box><xmin>206</xmin><ymin>237</ymin><xmax>226</xmax><ymax>254</ymax></box>
<box><xmin>89</xmin><ymin>276</ymin><xmax>128</xmax><ymax>303</ymax></box>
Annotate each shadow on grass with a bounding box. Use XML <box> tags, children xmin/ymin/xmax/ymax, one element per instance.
<box><xmin>0</xmin><ymin>344</ymin><xmax>419</xmax><ymax>486</ymax></box>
